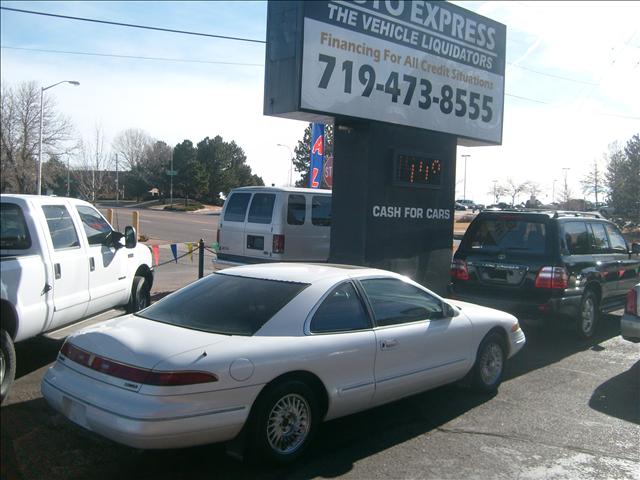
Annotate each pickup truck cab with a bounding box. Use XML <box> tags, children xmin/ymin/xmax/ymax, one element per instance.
<box><xmin>1</xmin><ymin>195</ymin><xmax>154</xmax><ymax>402</ymax></box>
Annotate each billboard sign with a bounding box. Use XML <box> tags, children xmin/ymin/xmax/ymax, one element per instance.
<box><xmin>265</xmin><ymin>1</ymin><xmax>506</xmax><ymax>145</ymax></box>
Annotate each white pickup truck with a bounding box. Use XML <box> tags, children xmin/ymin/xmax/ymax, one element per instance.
<box><xmin>0</xmin><ymin>195</ymin><xmax>154</xmax><ymax>403</ymax></box>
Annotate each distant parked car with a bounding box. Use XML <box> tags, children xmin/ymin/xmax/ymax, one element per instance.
<box><xmin>456</xmin><ymin>199</ymin><xmax>483</xmax><ymax>211</ymax></box>
<box><xmin>449</xmin><ymin>210</ymin><xmax>640</xmax><ymax>339</ymax></box>
<box><xmin>621</xmin><ymin>284</ymin><xmax>640</xmax><ymax>342</ymax></box>
<box><xmin>42</xmin><ymin>263</ymin><xmax>525</xmax><ymax>463</ymax></box>
<box><xmin>455</xmin><ymin>202</ymin><xmax>468</xmax><ymax>211</ymax></box>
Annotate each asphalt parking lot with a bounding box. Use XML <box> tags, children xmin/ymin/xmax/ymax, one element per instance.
<box><xmin>2</xmin><ymin>312</ymin><xmax>638</xmax><ymax>480</ymax></box>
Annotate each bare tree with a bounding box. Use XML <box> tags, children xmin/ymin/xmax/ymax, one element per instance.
<box><xmin>112</xmin><ymin>128</ymin><xmax>153</xmax><ymax>171</ymax></box>
<box><xmin>487</xmin><ymin>182</ymin><xmax>508</xmax><ymax>204</ymax></box>
<box><xmin>581</xmin><ymin>158</ymin><xmax>607</xmax><ymax>205</ymax></box>
<box><xmin>1</xmin><ymin>81</ymin><xmax>74</xmax><ymax>193</ymax></box>
<box><xmin>506</xmin><ymin>178</ymin><xmax>530</xmax><ymax>206</ymax></box>
<box><xmin>73</xmin><ymin>124</ymin><xmax>113</xmax><ymax>201</ymax></box>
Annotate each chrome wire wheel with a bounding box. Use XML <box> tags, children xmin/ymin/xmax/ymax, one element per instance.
<box><xmin>266</xmin><ymin>393</ymin><xmax>311</xmax><ymax>455</ymax></box>
<box><xmin>581</xmin><ymin>296</ymin><xmax>595</xmax><ymax>335</ymax></box>
<box><xmin>480</xmin><ymin>342</ymin><xmax>504</xmax><ymax>386</ymax></box>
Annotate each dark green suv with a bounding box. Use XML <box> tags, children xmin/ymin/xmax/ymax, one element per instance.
<box><xmin>449</xmin><ymin>211</ymin><xmax>640</xmax><ymax>338</ymax></box>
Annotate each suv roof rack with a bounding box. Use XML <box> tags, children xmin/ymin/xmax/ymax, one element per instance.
<box><xmin>551</xmin><ymin>210</ymin><xmax>601</xmax><ymax>219</ymax></box>
<box><xmin>480</xmin><ymin>208</ymin><xmax>602</xmax><ymax>219</ymax></box>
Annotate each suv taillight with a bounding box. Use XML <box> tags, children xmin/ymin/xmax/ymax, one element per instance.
<box><xmin>273</xmin><ymin>234</ymin><xmax>285</xmax><ymax>254</ymax></box>
<box><xmin>625</xmin><ymin>288</ymin><xmax>638</xmax><ymax>315</ymax></box>
<box><xmin>450</xmin><ymin>259</ymin><xmax>469</xmax><ymax>281</ymax></box>
<box><xmin>535</xmin><ymin>266</ymin><xmax>568</xmax><ymax>289</ymax></box>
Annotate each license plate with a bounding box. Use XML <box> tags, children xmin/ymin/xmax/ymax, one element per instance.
<box><xmin>62</xmin><ymin>396</ymin><xmax>88</xmax><ymax>428</ymax></box>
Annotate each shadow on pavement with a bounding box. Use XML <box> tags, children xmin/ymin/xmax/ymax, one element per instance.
<box><xmin>589</xmin><ymin>360</ymin><xmax>639</xmax><ymax>425</ymax></box>
<box><xmin>504</xmin><ymin>313</ymin><xmax>622</xmax><ymax>382</ymax></box>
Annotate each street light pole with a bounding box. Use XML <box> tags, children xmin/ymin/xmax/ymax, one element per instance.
<box><xmin>277</xmin><ymin>144</ymin><xmax>294</xmax><ymax>186</ymax></box>
<box><xmin>461</xmin><ymin>154</ymin><xmax>470</xmax><ymax>200</ymax></box>
<box><xmin>37</xmin><ymin>80</ymin><xmax>80</xmax><ymax>195</ymax></box>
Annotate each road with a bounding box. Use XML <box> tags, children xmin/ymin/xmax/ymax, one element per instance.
<box><xmin>2</xmin><ymin>317</ymin><xmax>638</xmax><ymax>479</ymax></box>
<box><xmin>99</xmin><ymin>204</ymin><xmax>220</xmax><ymax>245</ymax></box>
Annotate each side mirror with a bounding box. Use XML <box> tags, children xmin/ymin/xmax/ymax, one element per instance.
<box><xmin>632</xmin><ymin>242</ymin><xmax>640</xmax><ymax>254</ymax></box>
<box><xmin>125</xmin><ymin>226</ymin><xmax>137</xmax><ymax>249</ymax></box>
<box><xmin>443</xmin><ymin>302</ymin><xmax>459</xmax><ymax>318</ymax></box>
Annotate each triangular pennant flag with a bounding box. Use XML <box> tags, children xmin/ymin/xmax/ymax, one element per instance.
<box><xmin>152</xmin><ymin>245</ymin><xmax>159</xmax><ymax>266</ymax></box>
<box><xmin>187</xmin><ymin>242</ymin><xmax>193</xmax><ymax>262</ymax></box>
<box><xmin>211</xmin><ymin>242</ymin><xmax>219</xmax><ymax>252</ymax></box>
<box><xmin>170</xmin><ymin>244</ymin><xmax>178</xmax><ymax>263</ymax></box>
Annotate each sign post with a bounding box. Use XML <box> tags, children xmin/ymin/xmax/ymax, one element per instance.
<box><xmin>264</xmin><ymin>1</ymin><xmax>506</xmax><ymax>292</ymax></box>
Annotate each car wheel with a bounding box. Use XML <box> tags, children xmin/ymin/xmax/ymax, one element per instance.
<box><xmin>472</xmin><ymin>333</ymin><xmax>505</xmax><ymax>392</ymax></box>
<box><xmin>1</xmin><ymin>329</ymin><xmax>16</xmax><ymax>404</ymax></box>
<box><xmin>577</xmin><ymin>290</ymin><xmax>598</xmax><ymax>339</ymax></box>
<box><xmin>128</xmin><ymin>275</ymin><xmax>150</xmax><ymax>313</ymax></box>
<box><xmin>249</xmin><ymin>380</ymin><xmax>319</xmax><ymax>464</ymax></box>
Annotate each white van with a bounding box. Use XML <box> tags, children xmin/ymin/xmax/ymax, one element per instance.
<box><xmin>217</xmin><ymin>186</ymin><xmax>331</xmax><ymax>263</ymax></box>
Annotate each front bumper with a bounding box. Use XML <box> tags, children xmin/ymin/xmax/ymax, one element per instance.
<box><xmin>621</xmin><ymin>313</ymin><xmax>640</xmax><ymax>342</ymax></box>
<box><xmin>41</xmin><ymin>361</ymin><xmax>256</xmax><ymax>449</ymax></box>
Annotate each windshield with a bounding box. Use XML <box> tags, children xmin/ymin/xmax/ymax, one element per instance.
<box><xmin>137</xmin><ymin>273</ymin><xmax>309</xmax><ymax>336</ymax></box>
<box><xmin>463</xmin><ymin>217</ymin><xmax>548</xmax><ymax>254</ymax></box>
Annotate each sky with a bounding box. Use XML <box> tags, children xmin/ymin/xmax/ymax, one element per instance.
<box><xmin>1</xmin><ymin>1</ymin><xmax>639</xmax><ymax>205</ymax></box>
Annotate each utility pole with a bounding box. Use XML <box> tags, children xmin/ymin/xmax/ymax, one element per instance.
<box><xmin>170</xmin><ymin>147</ymin><xmax>174</xmax><ymax>209</ymax></box>
<box><xmin>594</xmin><ymin>163</ymin><xmax>599</xmax><ymax>205</ymax></box>
<box><xmin>492</xmin><ymin>180</ymin><xmax>498</xmax><ymax>203</ymax></box>
<box><xmin>115</xmin><ymin>153</ymin><xmax>119</xmax><ymax>206</ymax></box>
<box><xmin>461</xmin><ymin>154</ymin><xmax>470</xmax><ymax>200</ymax></box>
<box><xmin>552</xmin><ymin>179</ymin><xmax>557</xmax><ymax>204</ymax></box>
<box><xmin>562</xmin><ymin>168</ymin><xmax>570</xmax><ymax>207</ymax></box>
<box><xmin>67</xmin><ymin>155</ymin><xmax>71</xmax><ymax>197</ymax></box>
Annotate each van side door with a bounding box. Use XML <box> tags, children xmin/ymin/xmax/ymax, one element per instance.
<box><xmin>41</xmin><ymin>204</ymin><xmax>90</xmax><ymax>330</ymax></box>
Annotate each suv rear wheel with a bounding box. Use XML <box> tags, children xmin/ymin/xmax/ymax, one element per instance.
<box><xmin>577</xmin><ymin>290</ymin><xmax>598</xmax><ymax>339</ymax></box>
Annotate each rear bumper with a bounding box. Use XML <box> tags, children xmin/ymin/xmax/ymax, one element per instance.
<box><xmin>449</xmin><ymin>287</ymin><xmax>582</xmax><ymax>323</ymax></box>
<box><xmin>41</xmin><ymin>361</ymin><xmax>257</xmax><ymax>449</ymax></box>
<box><xmin>621</xmin><ymin>313</ymin><xmax>640</xmax><ymax>342</ymax></box>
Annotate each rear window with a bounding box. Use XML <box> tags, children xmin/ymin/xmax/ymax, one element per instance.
<box><xmin>248</xmin><ymin>193</ymin><xmax>276</xmax><ymax>224</ymax></box>
<box><xmin>464</xmin><ymin>217</ymin><xmax>547</xmax><ymax>254</ymax></box>
<box><xmin>312</xmin><ymin>195</ymin><xmax>331</xmax><ymax>226</ymax></box>
<box><xmin>223</xmin><ymin>193</ymin><xmax>251</xmax><ymax>222</ymax></box>
<box><xmin>0</xmin><ymin>203</ymin><xmax>31</xmax><ymax>250</ymax></box>
<box><xmin>137</xmin><ymin>273</ymin><xmax>308</xmax><ymax>336</ymax></box>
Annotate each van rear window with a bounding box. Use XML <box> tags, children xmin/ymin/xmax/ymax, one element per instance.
<box><xmin>248</xmin><ymin>193</ymin><xmax>276</xmax><ymax>224</ymax></box>
<box><xmin>224</xmin><ymin>193</ymin><xmax>251</xmax><ymax>222</ymax></box>
<box><xmin>464</xmin><ymin>218</ymin><xmax>547</xmax><ymax>254</ymax></box>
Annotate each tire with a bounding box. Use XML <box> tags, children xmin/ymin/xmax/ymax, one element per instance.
<box><xmin>576</xmin><ymin>290</ymin><xmax>598</xmax><ymax>339</ymax></box>
<box><xmin>1</xmin><ymin>329</ymin><xmax>16</xmax><ymax>404</ymax></box>
<box><xmin>128</xmin><ymin>275</ymin><xmax>150</xmax><ymax>313</ymax></box>
<box><xmin>471</xmin><ymin>333</ymin><xmax>506</xmax><ymax>392</ymax></box>
<box><xmin>248</xmin><ymin>380</ymin><xmax>319</xmax><ymax>464</ymax></box>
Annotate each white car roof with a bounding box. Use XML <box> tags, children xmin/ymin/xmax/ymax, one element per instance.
<box><xmin>218</xmin><ymin>262</ymin><xmax>392</xmax><ymax>284</ymax></box>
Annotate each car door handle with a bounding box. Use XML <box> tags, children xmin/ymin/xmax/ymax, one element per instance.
<box><xmin>89</xmin><ymin>257</ymin><xmax>95</xmax><ymax>271</ymax></box>
<box><xmin>54</xmin><ymin>263</ymin><xmax>61</xmax><ymax>279</ymax></box>
<box><xmin>381</xmin><ymin>339</ymin><xmax>399</xmax><ymax>350</ymax></box>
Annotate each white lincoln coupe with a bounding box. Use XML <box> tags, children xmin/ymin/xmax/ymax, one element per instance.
<box><xmin>42</xmin><ymin>263</ymin><xmax>525</xmax><ymax>463</ymax></box>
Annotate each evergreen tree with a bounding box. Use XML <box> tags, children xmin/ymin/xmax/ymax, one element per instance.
<box><xmin>606</xmin><ymin>134</ymin><xmax>639</xmax><ymax>222</ymax></box>
<box><xmin>173</xmin><ymin>140</ymin><xmax>208</xmax><ymax>204</ymax></box>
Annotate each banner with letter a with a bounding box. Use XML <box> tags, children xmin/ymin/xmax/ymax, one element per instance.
<box><xmin>309</xmin><ymin>123</ymin><xmax>324</xmax><ymax>188</ymax></box>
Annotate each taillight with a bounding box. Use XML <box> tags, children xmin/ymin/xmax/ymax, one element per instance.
<box><xmin>450</xmin><ymin>259</ymin><xmax>469</xmax><ymax>280</ymax></box>
<box><xmin>273</xmin><ymin>234</ymin><xmax>285</xmax><ymax>254</ymax></box>
<box><xmin>625</xmin><ymin>288</ymin><xmax>638</xmax><ymax>315</ymax></box>
<box><xmin>535</xmin><ymin>266</ymin><xmax>569</xmax><ymax>289</ymax></box>
<box><xmin>60</xmin><ymin>342</ymin><xmax>218</xmax><ymax>386</ymax></box>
